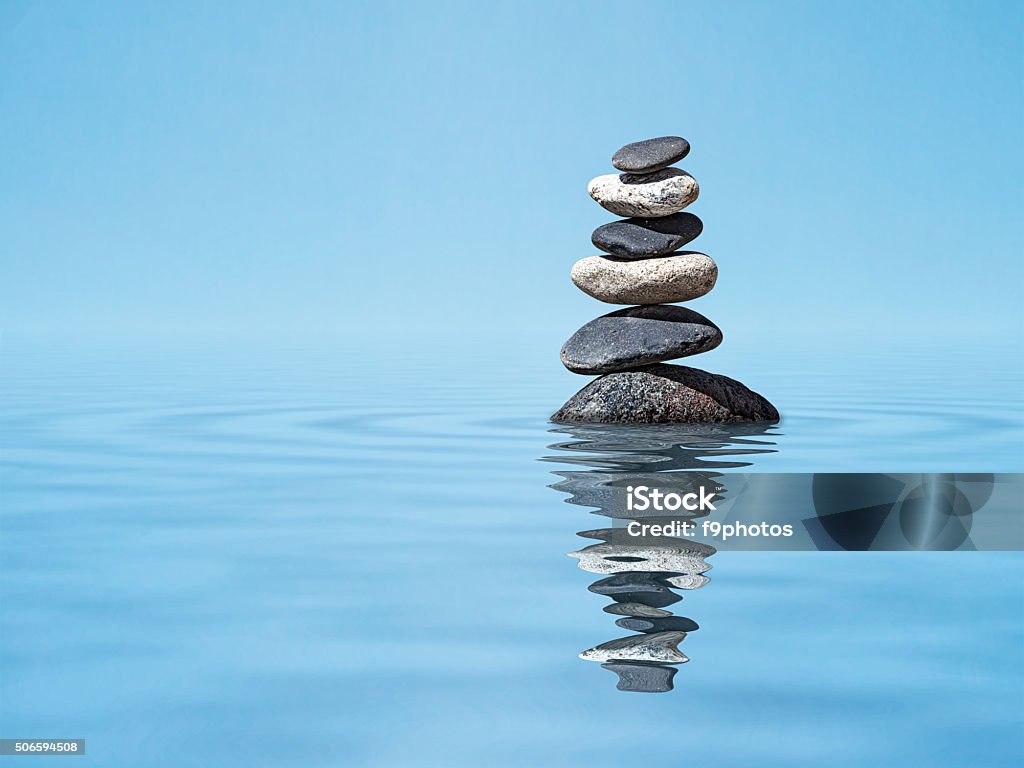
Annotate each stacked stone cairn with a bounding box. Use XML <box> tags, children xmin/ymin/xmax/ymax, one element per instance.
<box><xmin>552</xmin><ymin>136</ymin><xmax>779</xmax><ymax>423</ymax></box>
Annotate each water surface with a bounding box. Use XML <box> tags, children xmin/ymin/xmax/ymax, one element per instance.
<box><xmin>1</xmin><ymin>339</ymin><xmax>1022</xmax><ymax>766</ymax></box>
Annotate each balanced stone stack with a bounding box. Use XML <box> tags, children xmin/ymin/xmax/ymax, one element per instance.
<box><xmin>553</xmin><ymin>136</ymin><xmax>779</xmax><ymax>423</ymax></box>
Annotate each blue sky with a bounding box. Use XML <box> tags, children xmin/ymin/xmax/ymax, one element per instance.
<box><xmin>1</xmin><ymin>0</ymin><xmax>1021</xmax><ymax>351</ymax></box>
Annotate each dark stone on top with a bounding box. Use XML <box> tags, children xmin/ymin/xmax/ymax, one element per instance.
<box><xmin>560</xmin><ymin>306</ymin><xmax>722</xmax><ymax>375</ymax></box>
<box><xmin>612</xmin><ymin>136</ymin><xmax>690</xmax><ymax>174</ymax></box>
<box><xmin>615</xmin><ymin>616</ymin><xmax>700</xmax><ymax>633</ymax></box>
<box><xmin>601</xmin><ymin>662</ymin><xmax>678</xmax><ymax>692</ymax></box>
<box><xmin>589</xmin><ymin>572</ymin><xmax>681</xmax><ymax>608</ymax></box>
<box><xmin>592</xmin><ymin>213</ymin><xmax>703</xmax><ymax>259</ymax></box>
<box><xmin>552</xmin><ymin>364</ymin><xmax>780</xmax><ymax>424</ymax></box>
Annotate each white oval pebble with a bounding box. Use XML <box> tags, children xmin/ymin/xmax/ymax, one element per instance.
<box><xmin>570</xmin><ymin>252</ymin><xmax>717</xmax><ymax>305</ymax></box>
<box><xmin>587</xmin><ymin>168</ymin><xmax>699</xmax><ymax>217</ymax></box>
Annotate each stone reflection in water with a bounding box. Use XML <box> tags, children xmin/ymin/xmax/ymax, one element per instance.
<box><xmin>545</xmin><ymin>421</ymin><xmax>779</xmax><ymax>693</ymax></box>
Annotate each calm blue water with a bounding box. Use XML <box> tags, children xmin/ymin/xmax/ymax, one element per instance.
<box><xmin>2</xmin><ymin>339</ymin><xmax>1022</xmax><ymax>766</ymax></box>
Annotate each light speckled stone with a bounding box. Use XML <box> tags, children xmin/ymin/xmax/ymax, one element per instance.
<box><xmin>579</xmin><ymin>631</ymin><xmax>689</xmax><ymax>664</ymax></box>
<box><xmin>552</xmin><ymin>364</ymin><xmax>780</xmax><ymax>424</ymax></box>
<box><xmin>571</xmin><ymin>252</ymin><xmax>717</xmax><ymax>305</ymax></box>
<box><xmin>588</xmin><ymin>168</ymin><xmax>699</xmax><ymax>218</ymax></box>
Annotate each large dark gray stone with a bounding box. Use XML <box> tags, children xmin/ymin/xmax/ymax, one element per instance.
<box><xmin>612</xmin><ymin>136</ymin><xmax>690</xmax><ymax>174</ymax></box>
<box><xmin>592</xmin><ymin>212</ymin><xmax>703</xmax><ymax>259</ymax></box>
<box><xmin>552</xmin><ymin>364</ymin><xmax>779</xmax><ymax>424</ymax></box>
<box><xmin>560</xmin><ymin>305</ymin><xmax>722</xmax><ymax>375</ymax></box>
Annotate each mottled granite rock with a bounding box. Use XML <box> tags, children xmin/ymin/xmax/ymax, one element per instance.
<box><xmin>616</xmin><ymin>616</ymin><xmax>700</xmax><ymax>633</ymax></box>
<box><xmin>588</xmin><ymin>168</ymin><xmax>698</xmax><ymax>218</ymax></box>
<box><xmin>603</xmin><ymin>602</ymin><xmax>673</xmax><ymax>618</ymax></box>
<box><xmin>592</xmin><ymin>212</ymin><xmax>703</xmax><ymax>259</ymax></box>
<box><xmin>552</xmin><ymin>364</ymin><xmax>780</xmax><ymax>424</ymax></box>
<box><xmin>612</xmin><ymin>136</ymin><xmax>690</xmax><ymax>174</ymax></box>
<box><xmin>579</xmin><ymin>631</ymin><xmax>688</xmax><ymax>664</ymax></box>
<box><xmin>571</xmin><ymin>252</ymin><xmax>717</xmax><ymax>305</ymax></box>
<box><xmin>560</xmin><ymin>305</ymin><xmax>722</xmax><ymax>375</ymax></box>
<box><xmin>602</xmin><ymin>662</ymin><xmax>678</xmax><ymax>692</ymax></box>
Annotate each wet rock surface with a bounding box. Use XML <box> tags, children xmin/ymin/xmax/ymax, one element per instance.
<box><xmin>553</xmin><ymin>364</ymin><xmax>780</xmax><ymax>423</ymax></box>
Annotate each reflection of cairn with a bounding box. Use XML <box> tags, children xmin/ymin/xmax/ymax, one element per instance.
<box><xmin>553</xmin><ymin>136</ymin><xmax>779</xmax><ymax>423</ymax></box>
<box><xmin>546</xmin><ymin>422</ymin><xmax>779</xmax><ymax>693</ymax></box>
<box><xmin>570</xmin><ymin>515</ymin><xmax>715</xmax><ymax>693</ymax></box>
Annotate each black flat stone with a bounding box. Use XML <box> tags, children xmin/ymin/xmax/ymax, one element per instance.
<box><xmin>612</xmin><ymin>136</ymin><xmax>690</xmax><ymax>174</ymax></box>
<box><xmin>615</xmin><ymin>616</ymin><xmax>700</xmax><ymax>633</ymax></box>
<box><xmin>601</xmin><ymin>662</ymin><xmax>678</xmax><ymax>693</ymax></box>
<box><xmin>561</xmin><ymin>306</ymin><xmax>722</xmax><ymax>375</ymax></box>
<box><xmin>592</xmin><ymin>212</ymin><xmax>703</xmax><ymax>259</ymax></box>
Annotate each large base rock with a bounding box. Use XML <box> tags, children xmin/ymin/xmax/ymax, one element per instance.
<box><xmin>552</xmin><ymin>364</ymin><xmax>779</xmax><ymax>424</ymax></box>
